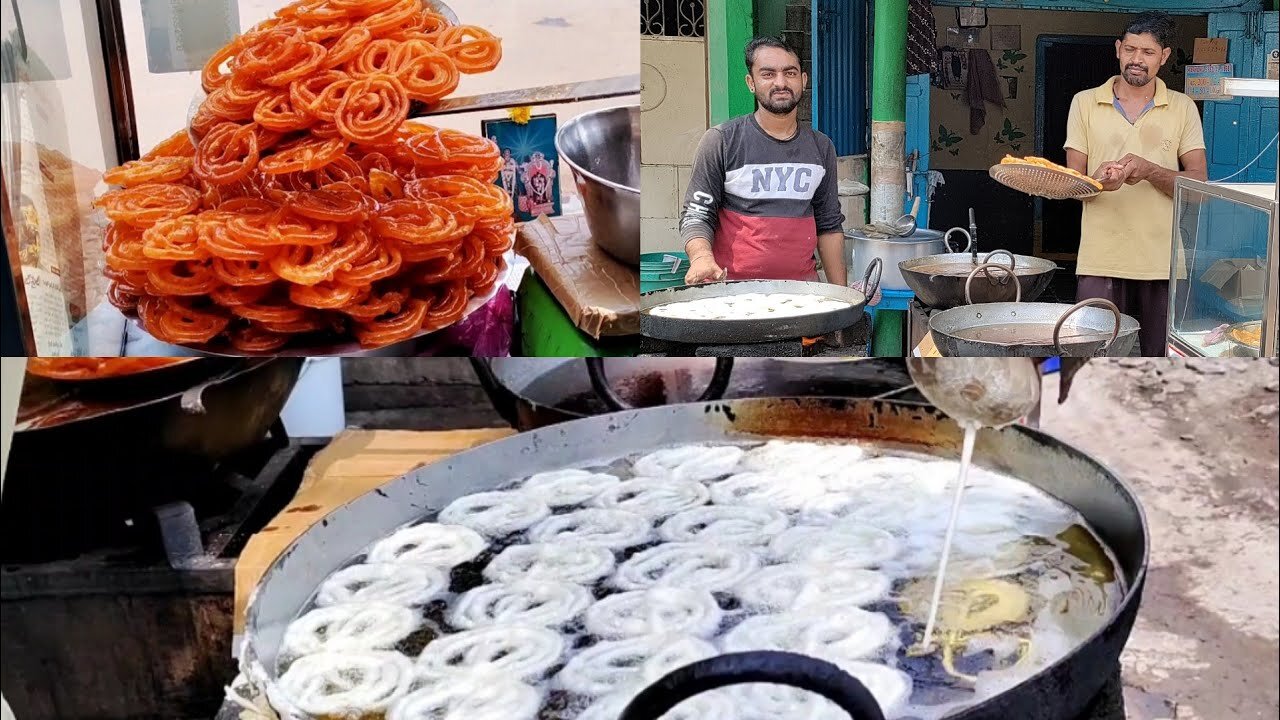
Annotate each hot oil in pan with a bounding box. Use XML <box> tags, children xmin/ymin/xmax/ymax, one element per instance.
<box><xmin>951</xmin><ymin>325</ymin><xmax>1112</xmax><ymax>346</ymax></box>
<box><xmin>910</xmin><ymin>263</ymin><xmax>1041</xmax><ymax>277</ymax></box>
<box><xmin>272</xmin><ymin>440</ymin><xmax>1123</xmax><ymax>720</ymax></box>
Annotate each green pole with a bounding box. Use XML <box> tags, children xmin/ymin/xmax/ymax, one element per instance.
<box><xmin>708</xmin><ymin>0</ymin><xmax>756</xmax><ymax>125</ymax></box>
<box><xmin>868</xmin><ymin>0</ymin><xmax>908</xmax><ymax>224</ymax></box>
<box><xmin>870</xmin><ymin>0</ymin><xmax>907</xmax><ymax>124</ymax></box>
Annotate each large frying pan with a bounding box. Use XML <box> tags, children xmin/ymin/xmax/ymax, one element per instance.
<box><xmin>899</xmin><ymin>249</ymin><xmax>1059</xmax><ymax>310</ymax></box>
<box><xmin>928</xmin><ymin>265</ymin><xmax>1140</xmax><ymax>357</ymax></box>
<box><xmin>239</xmin><ymin>396</ymin><xmax>1147</xmax><ymax>720</ymax></box>
<box><xmin>640</xmin><ymin>260</ymin><xmax>882</xmax><ymax>344</ymax></box>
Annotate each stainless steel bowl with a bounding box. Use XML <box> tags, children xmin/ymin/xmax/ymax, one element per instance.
<box><xmin>555</xmin><ymin>105</ymin><xmax>640</xmax><ymax>266</ymax></box>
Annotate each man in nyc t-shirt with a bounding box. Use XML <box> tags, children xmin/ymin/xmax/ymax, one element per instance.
<box><xmin>680</xmin><ymin>37</ymin><xmax>847</xmax><ymax>286</ymax></box>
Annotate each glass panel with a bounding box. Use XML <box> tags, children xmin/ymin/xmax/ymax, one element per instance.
<box><xmin>1169</xmin><ymin>183</ymin><xmax>1275</xmax><ymax>358</ymax></box>
<box><xmin>1</xmin><ymin>0</ymin><xmax>121</xmax><ymax>355</ymax></box>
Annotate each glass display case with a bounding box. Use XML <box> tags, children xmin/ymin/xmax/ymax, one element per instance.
<box><xmin>1168</xmin><ymin>178</ymin><xmax>1278</xmax><ymax>358</ymax></box>
<box><xmin>1</xmin><ymin>0</ymin><xmax>638</xmax><ymax>357</ymax></box>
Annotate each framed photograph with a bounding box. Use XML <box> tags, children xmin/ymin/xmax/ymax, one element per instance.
<box><xmin>958</xmin><ymin>7</ymin><xmax>987</xmax><ymax>29</ymax></box>
<box><xmin>480</xmin><ymin>114</ymin><xmax>562</xmax><ymax>222</ymax></box>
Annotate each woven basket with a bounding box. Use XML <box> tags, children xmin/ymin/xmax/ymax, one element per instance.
<box><xmin>989</xmin><ymin>164</ymin><xmax>1101</xmax><ymax>201</ymax></box>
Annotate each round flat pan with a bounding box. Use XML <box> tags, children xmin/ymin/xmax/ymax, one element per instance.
<box><xmin>241</xmin><ymin>396</ymin><xmax>1147</xmax><ymax>720</ymax></box>
<box><xmin>930</xmin><ymin>301</ymin><xmax>1140</xmax><ymax>357</ymax></box>
<box><xmin>640</xmin><ymin>279</ymin><xmax>868</xmax><ymax>343</ymax></box>
<box><xmin>899</xmin><ymin>253</ymin><xmax>1059</xmax><ymax>310</ymax></box>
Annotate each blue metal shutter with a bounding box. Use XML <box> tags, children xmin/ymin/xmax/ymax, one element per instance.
<box><xmin>811</xmin><ymin>0</ymin><xmax>868</xmax><ymax>156</ymax></box>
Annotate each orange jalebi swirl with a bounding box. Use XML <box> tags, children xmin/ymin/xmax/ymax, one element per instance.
<box><xmin>334</xmin><ymin>74</ymin><xmax>409</xmax><ymax>144</ymax></box>
<box><xmin>141</xmin><ymin>216</ymin><xmax>206</xmax><ymax>261</ymax></box>
<box><xmin>193</xmin><ymin>123</ymin><xmax>261</xmax><ymax>185</ymax></box>
<box><xmin>103</xmin><ymin>156</ymin><xmax>193</xmax><ymax>187</ymax></box>
<box><xmin>353</xmin><ymin>297</ymin><xmax>428</xmax><ymax>346</ymax></box>
<box><xmin>435</xmin><ymin>25</ymin><xmax>502</xmax><ymax>74</ymax></box>
<box><xmin>289</xmin><ymin>280</ymin><xmax>363</xmax><ymax>309</ymax></box>
<box><xmin>395</xmin><ymin>126</ymin><xmax>502</xmax><ymax>180</ymax></box>
<box><xmin>143</xmin><ymin>130</ymin><xmax>196</xmax><ymax>160</ymax></box>
<box><xmin>212</xmin><ymin>257</ymin><xmax>280</xmax><ymax>286</ymax></box>
<box><xmin>229</xmin><ymin>325</ymin><xmax>290</xmax><ymax>353</ymax></box>
<box><xmin>97</xmin><ymin>0</ymin><xmax>514</xmax><ymax>351</ymax></box>
<box><xmin>212</xmin><ymin>283</ymin><xmax>275</xmax><ymax>307</ymax></box>
<box><xmin>97</xmin><ymin>183</ymin><xmax>202</xmax><ymax>227</ymax></box>
<box><xmin>258</xmin><ymin>136</ymin><xmax>349</xmax><ymax>175</ymax></box>
<box><xmin>424</xmin><ymin>280</ymin><xmax>470</xmax><ymax>328</ymax></box>
<box><xmin>338</xmin><ymin>286</ymin><xmax>406</xmax><ymax>320</ymax></box>
<box><xmin>372</xmin><ymin>198</ymin><xmax>468</xmax><ymax>245</ymax></box>
<box><xmin>137</xmin><ymin>296</ymin><xmax>231</xmax><ymax>345</ymax></box>
<box><xmin>269</xmin><ymin>232</ymin><xmax>370</xmax><ymax>285</ymax></box>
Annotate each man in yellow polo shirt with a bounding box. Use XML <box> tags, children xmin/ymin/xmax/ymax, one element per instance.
<box><xmin>1064</xmin><ymin>11</ymin><xmax>1207</xmax><ymax>357</ymax></box>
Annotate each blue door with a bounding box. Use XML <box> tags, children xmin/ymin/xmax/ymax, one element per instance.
<box><xmin>811</xmin><ymin>0</ymin><xmax>868</xmax><ymax>156</ymax></box>
<box><xmin>1204</xmin><ymin>12</ymin><xmax>1279</xmax><ymax>183</ymax></box>
<box><xmin>905</xmin><ymin>73</ymin><xmax>931</xmax><ymax>226</ymax></box>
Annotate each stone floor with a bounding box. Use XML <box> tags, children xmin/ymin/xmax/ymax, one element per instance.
<box><xmin>1038</xmin><ymin>358</ymin><xmax>1280</xmax><ymax>720</ymax></box>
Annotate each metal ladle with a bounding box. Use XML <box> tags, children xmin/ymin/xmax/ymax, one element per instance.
<box><xmin>906</xmin><ymin>358</ymin><xmax>1042</xmax><ymax>429</ymax></box>
<box><xmin>862</xmin><ymin>196</ymin><xmax>921</xmax><ymax>238</ymax></box>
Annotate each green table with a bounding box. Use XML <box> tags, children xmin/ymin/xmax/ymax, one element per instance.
<box><xmin>516</xmin><ymin>268</ymin><xmax>637</xmax><ymax>357</ymax></box>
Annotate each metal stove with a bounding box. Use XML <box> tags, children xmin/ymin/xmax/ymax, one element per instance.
<box><xmin>0</xmin><ymin>431</ymin><xmax>325</xmax><ymax>720</ymax></box>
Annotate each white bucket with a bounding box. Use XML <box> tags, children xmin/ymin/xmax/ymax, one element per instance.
<box><xmin>279</xmin><ymin>358</ymin><xmax>346</xmax><ymax>437</ymax></box>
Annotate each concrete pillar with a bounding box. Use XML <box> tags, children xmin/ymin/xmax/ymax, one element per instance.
<box><xmin>869</xmin><ymin>0</ymin><xmax>907</xmax><ymax>224</ymax></box>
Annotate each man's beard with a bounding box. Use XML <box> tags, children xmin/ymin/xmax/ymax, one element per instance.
<box><xmin>756</xmin><ymin>88</ymin><xmax>802</xmax><ymax>114</ymax></box>
<box><xmin>1122</xmin><ymin>64</ymin><xmax>1154</xmax><ymax>87</ymax></box>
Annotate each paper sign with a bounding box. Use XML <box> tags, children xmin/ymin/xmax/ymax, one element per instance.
<box><xmin>1193</xmin><ymin>37</ymin><xmax>1229</xmax><ymax>64</ymax></box>
<box><xmin>1186</xmin><ymin>63</ymin><xmax>1234</xmax><ymax>101</ymax></box>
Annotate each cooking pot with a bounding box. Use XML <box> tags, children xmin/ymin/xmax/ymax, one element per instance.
<box><xmin>239</xmin><ymin>395</ymin><xmax>1147</xmax><ymax>720</ymax></box>
<box><xmin>847</xmin><ymin>226</ymin><xmax>971</xmax><ymax>292</ymax></box>
<box><xmin>556</xmin><ymin>105</ymin><xmax>640</xmax><ymax>266</ymax></box>
<box><xmin>470</xmin><ymin>358</ymin><xmax>920</xmax><ymax>430</ymax></box>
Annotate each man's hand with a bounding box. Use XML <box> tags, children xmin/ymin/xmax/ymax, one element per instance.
<box><xmin>1116</xmin><ymin>153</ymin><xmax>1157</xmax><ymax>185</ymax></box>
<box><xmin>685</xmin><ymin>252</ymin><xmax>725</xmax><ymax>284</ymax></box>
<box><xmin>1094</xmin><ymin>161</ymin><xmax>1130</xmax><ymax>192</ymax></box>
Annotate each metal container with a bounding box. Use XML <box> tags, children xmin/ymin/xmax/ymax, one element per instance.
<box><xmin>556</xmin><ymin>105</ymin><xmax>640</xmax><ymax>266</ymax></box>
<box><xmin>847</xmin><ymin>227</ymin><xmax>969</xmax><ymax>291</ymax></box>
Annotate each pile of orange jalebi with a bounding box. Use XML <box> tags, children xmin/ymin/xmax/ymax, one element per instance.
<box><xmin>95</xmin><ymin>0</ymin><xmax>510</xmax><ymax>352</ymax></box>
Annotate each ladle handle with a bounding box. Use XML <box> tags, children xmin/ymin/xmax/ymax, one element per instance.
<box><xmin>619</xmin><ymin>651</ymin><xmax>887</xmax><ymax>720</ymax></box>
<box><xmin>981</xmin><ymin>249</ymin><xmax>1016</xmax><ymax>271</ymax></box>
<box><xmin>964</xmin><ymin>263</ymin><xmax>1021</xmax><ymax>306</ymax></box>
<box><xmin>584</xmin><ymin>358</ymin><xmax>735</xmax><ymax>411</ymax></box>
<box><xmin>1053</xmin><ymin>299</ymin><xmax>1122</xmax><ymax>357</ymax></box>
<box><xmin>861</xmin><ymin>257</ymin><xmax>883</xmax><ymax>303</ymax></box>
<box><xmin>943</xmin><ymin>227</ymin><xmax>973</xmax><ymax>253</ymax></box>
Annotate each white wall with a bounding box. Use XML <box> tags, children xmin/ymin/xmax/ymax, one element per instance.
<box><xmin>640</xmin><ymin>36</ymin><xmax>708</xmax><ymax>254</ymax></box>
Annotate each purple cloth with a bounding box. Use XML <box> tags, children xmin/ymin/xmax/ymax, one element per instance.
<box><xmin>422</xmin><ymin>289</ymin><xmax>516</xmax><ymax>356</ymax></box>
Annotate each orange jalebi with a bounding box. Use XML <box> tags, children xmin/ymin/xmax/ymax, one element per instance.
<box><xmin>98</xmin><ymin>0</ymin><xmax>513</xmax><ymax>351</ymax></box>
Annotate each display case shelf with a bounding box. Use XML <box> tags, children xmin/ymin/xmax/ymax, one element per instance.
<box><xmin>1169</xmin><ymin>178</ymin><xmax>1278</xmax><ymax>358</ymax></box>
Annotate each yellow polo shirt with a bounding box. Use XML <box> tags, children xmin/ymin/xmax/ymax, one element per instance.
<box><xmin>1064</xmin><ymin>76</ymin><xmax>1205</xmax><ymax>280</ymax></box>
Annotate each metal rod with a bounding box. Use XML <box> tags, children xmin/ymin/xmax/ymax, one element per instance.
<box><xmin>94</xmin><ymin>0</ymin><xmax>140</xmax><ymax>163</ymax></box>
<box><xmin>412</xmin><ymin>74</ymin><xmax>641</xmax><ymax>118</ymax></box>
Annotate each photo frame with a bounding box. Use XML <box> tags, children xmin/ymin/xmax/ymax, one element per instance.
<box><xmin>958</xmin><ymin>7</ymin><xmax>988</xmax><ymax>29</ymax></box>
<box><xmin>480</xmin><ymin>114</ymin><xmax>562</xmax><ymax>223</ymax></box>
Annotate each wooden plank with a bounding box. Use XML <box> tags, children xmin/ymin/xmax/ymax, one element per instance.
<box><xmin>233</xmin><ymin>428</ymin><xmax>514</xmax><ymax>634</ymax></box>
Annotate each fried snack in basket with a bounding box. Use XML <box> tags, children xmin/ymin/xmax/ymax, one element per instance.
<box><xmin>1228</xmin><ymin>323</ymin><xmax>1261</xmax><ymax>349</ymax></box>
<box><xmin>96</xmin><ymin>0</ymin><xmax>511</xmax><ymax>351</ymax></box>
<box><xmin>999</xmin><ymin>154</ymin><xmax>1104</xmax><ymax>191</ymax></box>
